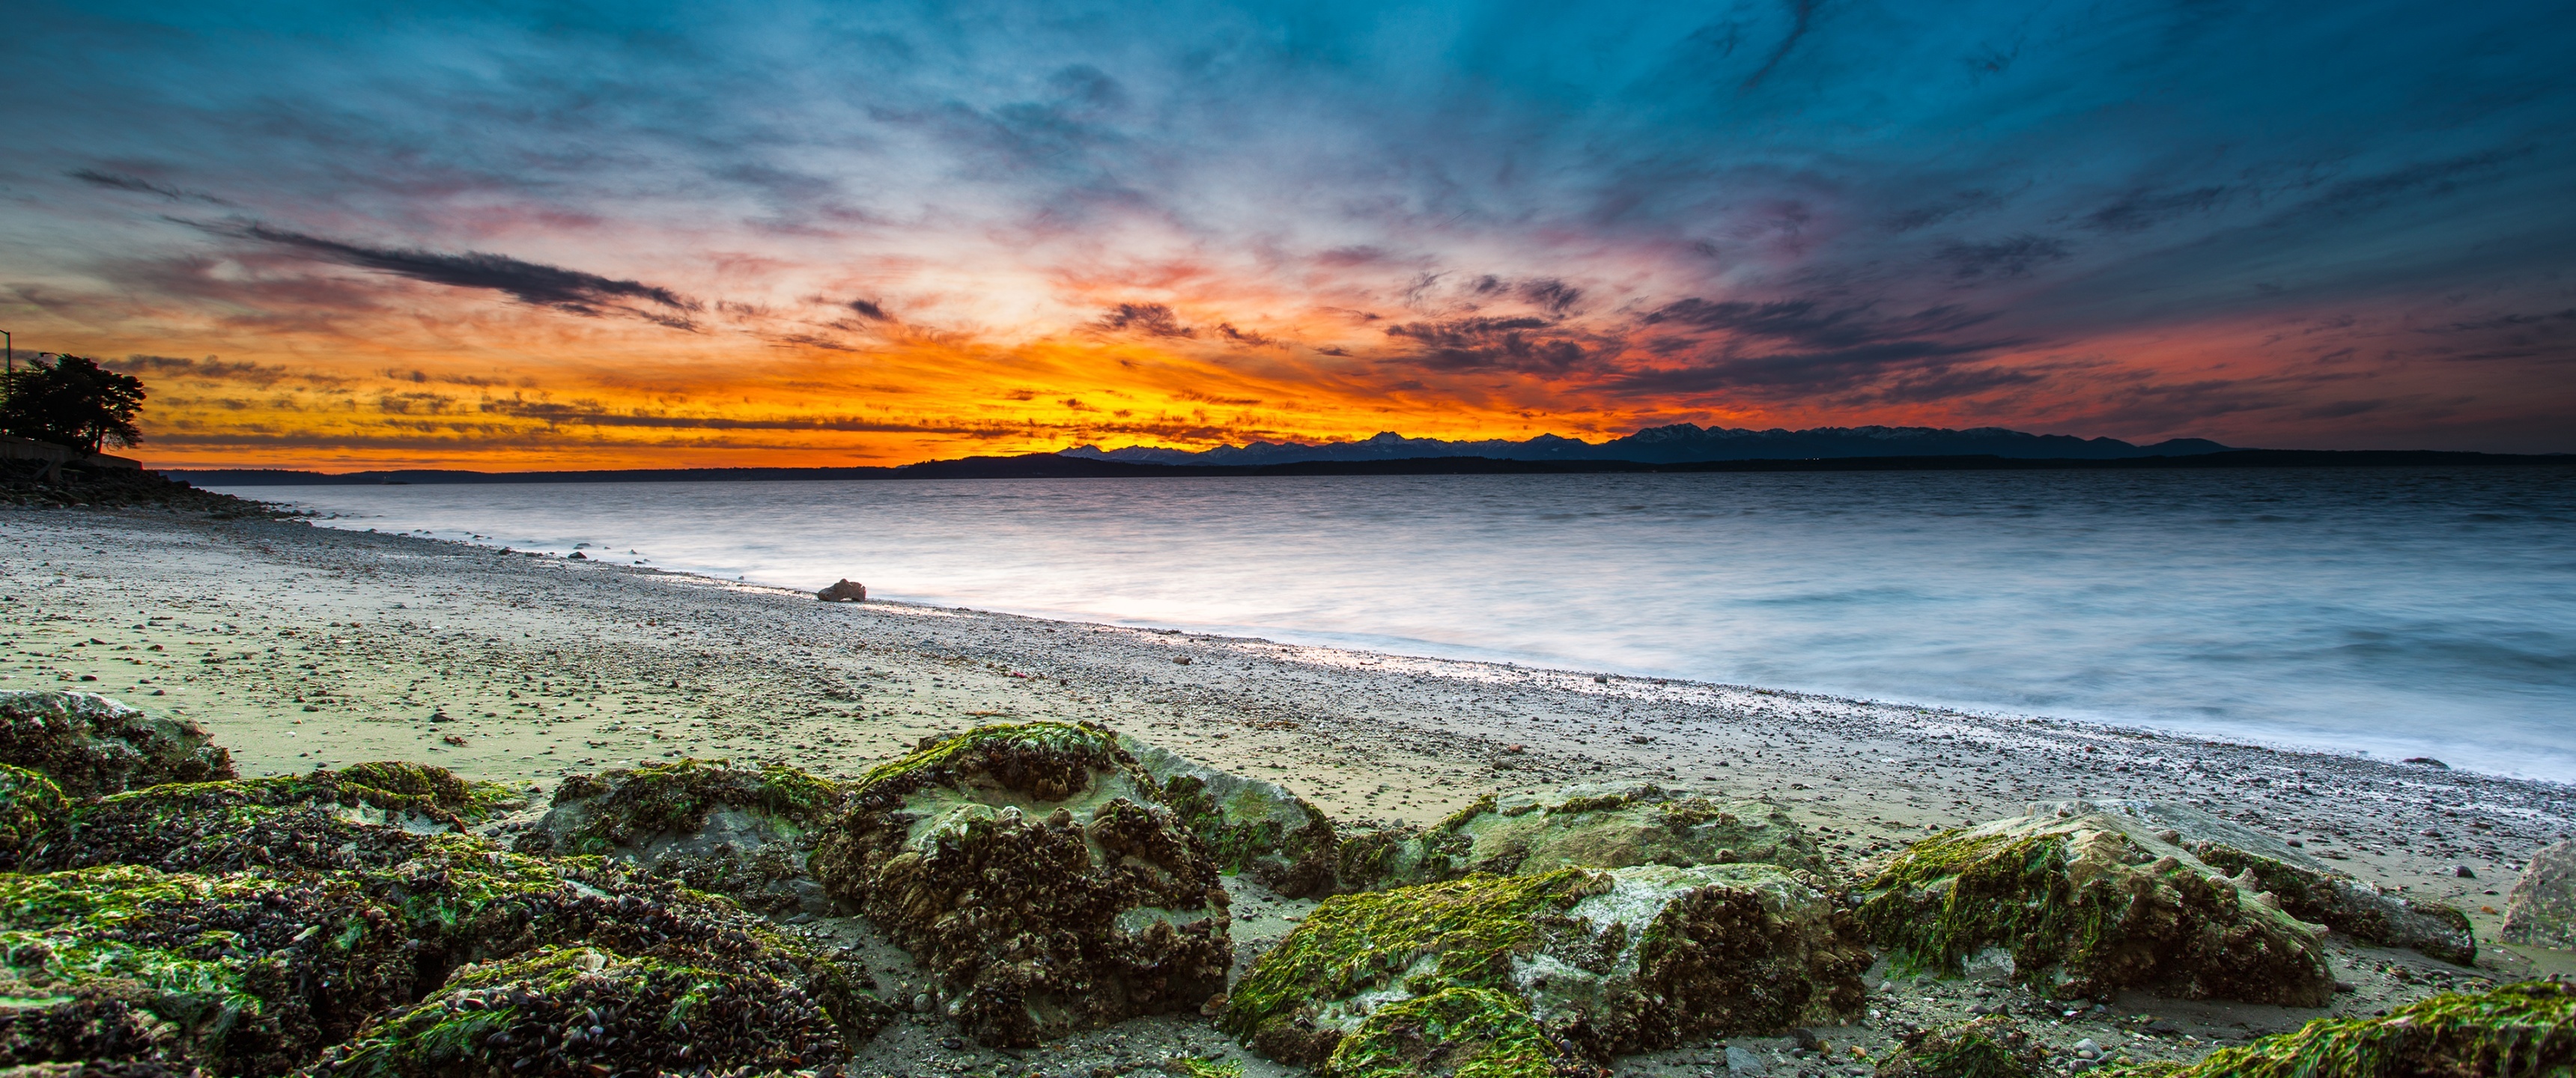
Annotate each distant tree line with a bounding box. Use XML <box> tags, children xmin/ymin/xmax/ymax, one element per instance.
<box><xmin>0</xmin><ymin>354</ymin><xmax>146</xmax><ymax>454</ymax></box>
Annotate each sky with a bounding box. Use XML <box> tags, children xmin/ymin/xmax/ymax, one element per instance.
<box><xmin>3</xmin><ymin>0</ymin><xmax>2572</xmax><ymax>469</ymax></box>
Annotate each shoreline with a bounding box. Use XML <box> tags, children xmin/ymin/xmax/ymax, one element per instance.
<box><xmin>7</xmin><ymin>508</ymin><xmax>2571</xmax><ymax>946</ymax></box>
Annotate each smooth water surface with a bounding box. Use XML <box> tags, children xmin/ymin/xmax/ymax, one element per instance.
<box><xmin>225</xmin><ymin>468</ymin><xmax>2576</xmax><ymax>779</ymax></box>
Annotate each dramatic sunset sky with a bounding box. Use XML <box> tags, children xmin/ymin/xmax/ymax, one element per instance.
<box><xmin>4</xmin><ymin>0</ymin><xmax>2571</xmax><ymax>469</ymax></box>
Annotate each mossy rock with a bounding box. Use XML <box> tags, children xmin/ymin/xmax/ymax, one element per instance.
<box><xmin>1120</xmin><ymin>736</ymin><xmax>1341</xmax><ymax>898</ymax></box>
<box><xmin>1224</xmin><ymin>864</ymin><xmax>1866</xmax><ymax>1069</ymax></box>
<box><xmin>1322</xmin><ymin>985</ymin><xmax>1602</xmax><ymax>1078</ymax></box>
<box><xmin>1335</xmin><ymin>785</ymin><xmax>1827</xmax><ymax>893</ymax></box>
<box><xmin>1874</xmin><ymin>1015</ymin><xmax>2043</xmax><ymax>1078</ymax></box>
<box><xmin>0</xmin><ymin>692</ymin><xmax>233</xmax><ymax>799</ymax></box>
<box><xmin>18</xmin><ymin>765</ymin><xmax>522</xmax><ymax>877</ymax></box>
<box><xmin>0</xmin><ymin>865</ymin><xmax>422</xmax><ymax>1076</ymax></box>
<box><xmin>512</xmin><ymin>758</ymin><xmax>839</xmax><ymax>913</ymax></box>
<box><xmin>1856</xmin><ymin>809</ymin><xmax>2333</xmax><ymax>1005</ymax></box>
<box><xmin>2034</xmin><ymin>800</ymin><xmax>2475</xmax><ymax>965</ymax></box>
<box><xmin>313</xmin><ymin>944</ymin><xmax>848</xmax><ymax>1077</ymax></box>
<box><xmin>0</xmin><ymin>764</ymin><xmax>68</xmax><ymax>865</ymax></box>
<box><xmin>2100</xmin><ymin>979</ymin><xmax>2575</xmax><ymax>1077</ymax></box>
<box><xmin>810</xmin><ymin>721</ymin><xmax>1230</xmax><ymax>1047</ymax></box>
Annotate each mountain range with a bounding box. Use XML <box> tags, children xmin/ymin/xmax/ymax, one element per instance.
<box><xmin>1059</xmin><ymin>424</ymin><xmax>2234</xmax><ymax>466</ymax></box>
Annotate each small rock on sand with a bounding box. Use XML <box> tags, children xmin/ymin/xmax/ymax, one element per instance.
<box><xmin>817</xmin><ymin>579</ymin><xmax>868</xmax><ymax>602</ymax></box>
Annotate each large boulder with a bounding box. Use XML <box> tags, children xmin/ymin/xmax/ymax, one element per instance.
<box><xmin>1336</xmin><ymin>784</ymin><xmax>1827</xmax><ymax>893</ymax></box>
<box><xmin>315</xmin><ymin>945</ymin><xmax>848</xmax><ymax>1077</ymax></box>
<box><xmin>2499</xmin><ymin>839</ymin><xmax>2576</xmax><ymax>950</ymax></box>
<box><xmin>1856</xmin><ymin>807</ymin><xmax>2334</xmax><ymax>1005</ymax></box>
<box><xmin>2124</xmin><ymin>979</ymin><xmax>2575</xmax><ymax>1077</ymax></box>
<box><xmin>1221</xmin><ymin>865</ymin><xmax>1868</xmax><ymax>1073</ymax></box>
<box><xmin>513</xmin><ymin>758</ymin><xmax>839</xmax><ymax>913</ymax></box>
<box><xmin>2038</xmin><ymin>799</ymin><xmax>2476</xmax><ymax>964</ymax></box>
<box><xmin>1120</xmin><ymin>736</ymin><xmax>1340</xmax><ymax>898</ymax></box>
<box><xmin>809</xmin><ymin>722</ymin><xmax>1232</xmax><ymax>1047</ymax></box>
<box><xmin>0</xmin><ymin>692</ymin><xmax>232</xmax><ymax>797</ymax></box>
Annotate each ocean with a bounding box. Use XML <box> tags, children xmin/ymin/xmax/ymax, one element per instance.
<box><xmin>221</xmin><ymin>466</ymin><xmax>2576</xmax><ymax>780</ymax></box>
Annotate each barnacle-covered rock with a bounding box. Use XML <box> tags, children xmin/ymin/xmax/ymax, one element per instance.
<box><xmin>1874</xmin><ymin>1015</ymin><xmax>2044</xmax><ymax>1078</ymax></box>
<box><xmin>2034</xmin><ymin>800</ymin><xmax>2475</xmax><ymax>965</ymax></box>
<box><xmin>1856</xmin><ymin>808</ymin><xmax>2334</xmax><ymax>1005</ymax></box>
<box><xmin>512</xmin><ymin>758</ymin><xmax>839</xmax><ymax>913</ymax></box>
<box><xmin>809</xmin><ymin>722</ymin><xmax>1230</xmax><ymax>1047</ymax></box>
<box><xmin>2108</xmin><ymin>979</ymin><xmax>2575</xmax><ymax>1077</ymax></box>
<box><xmin>312</xmin><ymin>945</ymin><xmax>846</xmax><ymax>1078</ymax></box>
<box><xmin>19</xmin><ymin>764</ymin><xmax>525</xmax><ymax>875</ymax></box>
<box><xmin>1335</xmin><ymin>785</ymin><xmax>1827</xmax><ymax>893</ymax></box>
<box><xmin>0</xmin><ymin>865</ymin><xmax>421</xmax><ymax>1076</ymax></box>
<box><xmin>0</xmin><ymin>692</ymin><xmax>232</xmax><ymax>798</ymax></box>
<box><xmin>1222</xmin><ymin>864</ymin><xmax>1867</xmax><ymax>1071</ymax></box>
<box><xmin>0</xmin><ymin>764</ymin><xmax>67</xmax><ymax>865</ymax></box>
<box><xmin>1120</xmin><ymin>737</ymin><xmax>1340</xmax><ymax>898</ymax></box>
<box><xmin>1322</xmin><ymin>985</ymin><xmax>1601</xmax><ymax>1078</ymax></box>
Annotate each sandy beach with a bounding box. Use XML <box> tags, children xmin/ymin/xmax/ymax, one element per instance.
<box><xmin>7</xmin><ymin>505</ymin><xmax>2575</xmax><ymax>1075</ymax></box>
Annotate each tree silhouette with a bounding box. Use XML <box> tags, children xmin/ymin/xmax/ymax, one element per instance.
<box><xmin>0</xmin><ymin>355</ymin><xmax>147</xmax><ymax>453</ymax></box>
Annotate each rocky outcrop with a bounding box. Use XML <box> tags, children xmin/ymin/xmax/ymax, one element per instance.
<box><xmin>1874</xmin><ymin>1015</ymin><xmax>2043</xmax><ymax>1078</ymax></box>
<box><xmin>315</xmin><ymin>945</ymin><xmax>848</xmax><ymax>1077</ymax></box>
<box><xmin>1120</xmin><ymin>736</ymin><xmax>1340</xmax><ymax>898</ymax></box>
<box><xmin>2034</xmin><ymin>799</ymin><xmax>2476</xmax><ymax>965</ymax></box>
<box><xmin>2499</xmin><ymin>839</ymin><xmax>2576</xmax><ymax>950</ymax></box>
<box><xmin>513</xmin><ymin>758</ymin><xmax>839</xmax><ymax>913</ymax></box>
<box><xmin>1334</xmin><ymin>784</ymin><xmax>1826</xmax><ymax>893</ymax></box>
<box><xmin>0</xmin><ymin>692</ymin><xmax>232</xmax><ymax>798</ymax></box>
<box><xmin>1222</xmin><ymin>864</ymin><xmax>1868</xmax><ymax>1074</ymax></box>
<box><xmin>817</xmin><ymin>579</ymin><xmax>867</xmax><ymax>602</ymax></box>
<box><xmin>1856</xmin><ymin>808</ymin><xmax>2334</xmax><ymax>1006</ymax></box>
<box><xmin>16</xmin><ymin>763</ymin><xmax>526</xmax><ymax>874</ymax></box>
<box><xmin>2124</xmin><ymin>979</ymin><xmax>2574</xmax><ymax>1077</ymax></box>
<box><xmin>809</xmin><ymin>721</ymin><xmax>1231</xmax><ymax>1047</ymax></box>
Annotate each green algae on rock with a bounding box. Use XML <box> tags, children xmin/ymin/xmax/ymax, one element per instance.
<box><xmin>810</xmin><ymin>721</ymin><xmax>1230</xmax><ymax>1047</ymax></box>
<box><xmin>0</xmin><ymin>865</ymin><xmax>422</xmax><ymax>1076</ymax></box>
<box><xmin>1320</xmin><ymin>985</ymin><xmax>1602</xmax><ymax>1078</ymax></box>
<box><xmin>1856</xmin><ymin>809</ymin><xmax>2333</xmax><ymax>1006</ymax></box>
<box><xmin>312</xmin><ymin>944</ymin><xmax>848</xmax><ymax>1078</ymax></box>
<box><xmin>2030</xmin><ymin>800</ymin><xmax>2476</xmax><ymax>966</ymax></box>
<box><xmin>1332</xmin><ymin>785</ymin><xmax>1828</xmax><ymax>894</ymax></box>
<box><xmin>1120</xmin><ymin>736</ymin><xmax>1341</xmax><ymax>898</ymax></box>
<box><xmin>0</xmin><ymin>764</ymin><xmax>67</xmax><ymax>864</ymax></box>
<box><xmin>513</xmin><ymin>758</ymin><xmax>839</xmax><ymax>913</ymax></box>
<box><xmin>1873</xmin><ymin>1015</ymin><xmax>2044</xmax><ymax>1078</ymax></box>
<box><xmin>2092</xmin><ymin>979</ymin><xmax>2575</xmax><ymax>1078</ymax></box>
<box><xmin>18</xmin><ymin>764</ymin><xmax>520</xmax><ymax>876</ymax></box>
<box><xmin>0</xmin><ymin>692</ymin><xmax>233</xmax><ymax>799</ymax></box>
<box><xmin>1224</xmin><ymin>864</ymin><xmax>1866</xmax><ymax>1070</ymax></box>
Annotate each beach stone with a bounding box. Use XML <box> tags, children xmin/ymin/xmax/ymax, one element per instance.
<box><xmin>2035</xmin><ymin>799</ymin><xmax>2476</xmax><ymax>964</ymax></box>
<box><xmin>809</xmin><ymin>721</ymin><xmax>1231</xmax><ymax>1047</ymax></box>
<box><xmin>1872</xmin><ymin>1014</ymin><xmax>2042</xmax><ymax>1078</ymax></box>
<box><xmin>1856</xmin><ymin>808</ymin><xmax>2335</xmax><ymax>1006</ymax></box>
<box><xmin>817</xmin><ymin>579</ymin><xmax>868</xmax><ymax>602</ymax></box>
<box><xmin>2136</xmin><ymin>978</ymin><xmax>2575</xmax><ymax>1077</ymax></box>
<box><xmin>316</xmin><ymin>945</ymin><xmax>846</xmax><ymax>1078</ymax></box>
<box><xmin>0</xmin><ymin>691</ymin><xmax>233</xmax><ymax>798</ymax></box>
<box><xmin>1335</xmin><ymin>783</ymin><xmax>1826</xmax><ymax>892</ymax></box>
<box><xmin>1120</xmin><ymin>734</ymin><xmax>1341</xmax><ymax>898</ymax></box>
<box><xmin>1221</xmin><ymin>863</ymin><xmax>1868</xmax><ymax>1072</ymax></box>
<box><xmin>1727</xmin><ymin>1044</ymin><xmax>1770</xmax><ymax>1075</ymax></box>
<box><xmin>514</xmin><ymin>757</ymin><xmax>841</xmax><ymax>913</ymax></box>
<box><xmin>2499</xmin><ymin>839</ymin><xmax>2576</xmax><ymax>950</ymax></box>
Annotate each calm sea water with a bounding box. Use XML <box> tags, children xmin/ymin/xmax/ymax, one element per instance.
<box><xmin>222</xmin><ymin>468</ymin><xmax>2576</xmax><ymax>780</ymax></box>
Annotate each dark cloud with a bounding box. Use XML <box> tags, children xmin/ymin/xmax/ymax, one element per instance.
<box><xmin>203</xmin><ymin>222</ymin><xmax>701</xmax><ymax>324</ymax></box>
<box><xmin>1642</xmin><ymin>299</ymin><xmax>1998</xmax><ymax>351</ymax></box>
<box><xmin>1936</xmin><ymin>234</ymin><xmax>2073</xmax><ymax>280</ymax></box>
<box><xmin>1605</xmin><ymin>338</ymin><xmax>2028</xmax><ymax>400</ymax></box>
<box><xmin>1216</xmin><ymin>323</ymin><xmax>1273</xmax><ymax>346</ymax></box>
<box><xmin>846</xmin><ymin>298</ymin><xmax>891</xmax><ymax>321</ymax></box>
<box><xmin>70</xmin><ymin>168</ymin><xmax>233</xmax><ymax>206</ymax></box>
<box><xmin>1886</xmin><ymin>190</ymin><xmax>2007</xmax><ymax>233</ymax></box>
<box><xmin>1740</xmin><ymin>0</ymin><xmax>1817</xmax><ymax>91</ymax></box>
<box><xmin>1383</xmin><ymin>316</ymin><xmax>1588</xmax><ymax>372</ymax></box>
<box><xmin>1097</xmin><ymin>303</ymin><xmax>1194</xmax><ymax>338</ymax></box>
<box><xmin>1519</xmin><ymin>278</ymin><xmax>1582</xmax><ymax>313</ymax></box>
<box><xmin>2083</xmin><ymin>186</ymin><xmax>2229</xmax><ymax>233</ymax></box>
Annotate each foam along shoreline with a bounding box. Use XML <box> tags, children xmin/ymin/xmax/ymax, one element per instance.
<box><xmin>1</xmin><ymin>509</ymin><xmax>2569</xmax><ymax>933</ymax></box>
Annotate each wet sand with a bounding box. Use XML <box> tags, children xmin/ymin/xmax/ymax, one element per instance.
<box><xmin>6</xmin><ymin>506</ymin><xmax>2575</xmax><ymax>1074</ymax></box>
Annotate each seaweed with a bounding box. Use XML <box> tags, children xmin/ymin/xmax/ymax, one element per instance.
<box><xmin>525</xmin><ymin>758</ymin><xmax>837</xmax><ymax>856</ymax></box>
<box><xmin>2103</xmin><ymin>980</ymin><xmax>2575</xmax><ymax>1077</ymax></box>
<box><xmin>1323</xmin><ymin>986</ymin><xmax>1597</xmax><ymax>1078</ymax></box>
<box><xmin>1874</xmin><ymin>1015</ymin><xmax>2043</xmax><ymax>1078</ymax></box>
<box><xmin>0</xmin><ymin>692</ymin><xmax>233</xmax><ymax>799</ymax></box>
